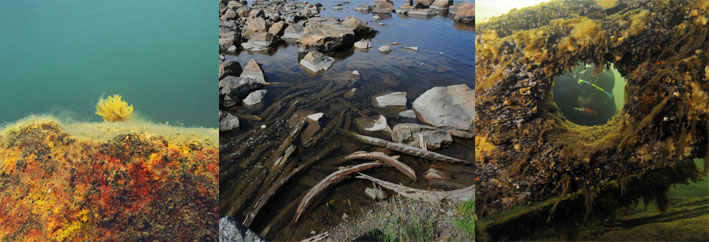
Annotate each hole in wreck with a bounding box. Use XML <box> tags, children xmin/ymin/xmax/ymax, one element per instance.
<box><xmin>552</xmin><ymin>62</ymin><xmax>626</xmax><ymax>126</ymax></box>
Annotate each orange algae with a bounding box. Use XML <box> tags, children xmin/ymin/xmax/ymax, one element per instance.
<box><xmin>0</xmin><ymin>120</ymin><xmax>218</xmax><ymax>241</ymax></box>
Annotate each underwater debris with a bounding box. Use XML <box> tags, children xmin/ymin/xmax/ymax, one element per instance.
<box><xmin>0</xmin><ymin>120</ymin><xmax>218</xmax><ymax>241</ymax></box>
<box><xmin>95</xmin><ymin>94</ymin><xmax>134</xmax><ymax>122</ymax></box>
<box><xmin>475</xmin><ymin>0</ymin><xmax>708</xmax><ymax>222</ymax></box>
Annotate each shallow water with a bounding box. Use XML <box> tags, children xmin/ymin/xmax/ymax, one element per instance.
<box><xmin>0</xmin><ymin>0</ymin><xmax>217</xmax><ymax>127</ymax></box>
<box><xmin>220</xmin><ymin>0</ymin><xmax>474</xmax><ymax>239</ymax></box>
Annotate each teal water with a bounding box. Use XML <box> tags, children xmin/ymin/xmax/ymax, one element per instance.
<box><xmin>0</xmin><ymin>0</ymin><xmax>217</xmax><ymax>127</ymax></box>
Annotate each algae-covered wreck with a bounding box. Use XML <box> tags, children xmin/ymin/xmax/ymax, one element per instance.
<box><xmin>475</xmin><ymin>0</ymin><xmax>708</xmax><ymax>240</ymax></box>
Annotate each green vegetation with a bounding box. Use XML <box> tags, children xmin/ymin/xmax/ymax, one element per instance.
<box><xmin>453</xmin><ymin>195</ymin><xmax>475</xmax><ymax>238</ymax></box>
<box><xmin>376</xmin><ymin>202</ymin><xmax>437</xmax><ymax>242</ymax></box>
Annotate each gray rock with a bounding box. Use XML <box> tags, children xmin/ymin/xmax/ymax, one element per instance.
<box><xmin>219</xmin><ymin>60</ymin><xmax>243</xmax><ymax>80</ymax></box>
<box><xmin>219</xmin><ymin>216</ymin><xmax>265</xmax><ymax>242</ymax></box>
<box><xmin>240</xmin><ymin>59</ymin><xmax>268</xmax><ymax>84</ymax></box>
<box><xmin>398</xmin><ymin>110</ymin><xmax>418</xmax><ymax>123</ymax></box>
<box><xmin>299</xmin><ymin>51</ymin><xmax>335</xmax><ymax>73</ymax></box>
<box><xmin>222</xmin><ymin>93</ymin><xmax>240</xmax><ymax>108</ymax></box>
<box><xmin>378</xmin><ymin>45</ymin><xmax>392</xmax><ymax>53</ymax></box>
<box><xmin>297</xmin><ymin>18</ymin><xmax>355</xmax><ymax>52</ymax></box>
<box><xmin>407</xmin><ymin>8</ymin><xmax>437</xmax><ymax>16</ymax></box>
<box><xmin>243</xmin><ymin>89</ymin><xmax>267</xmax><ymax>105</ymax></box>
<box><xmin>241</xmin><ymin>32</ymin><xmax>278</xmax><ymax>51</ymax></box>
<box><xmin>412</xmin><ymin>84</ymin><xmax>474</xmax><ymax>134</ymax></box>
<box><xmin>220</xmin><ymin>76</ymin><xmax>264</xmax><ymax>100</ymax></box>
<box><xmin>219</xmin><ymin>111</ymin><xmax>240</xmax><ymax>132</ymax></box>
<box><xmin>332</xmin><ymin>6</ymin><xmax>343</xmax><ymax>10</ymax></box>
<box><xmin>364</xmin><ymin>187</ymin><xmax>389</xmax><ymax>201</ymax></box>
<box><xmin>403</xmin><ymin>46</ymin><xmax>419</xmax><ymax>51</ymax></box>
<box><xmin>354</xmin><ymin>39</ymin><xmax>371</xmax><ymax>49</ymax></box>
<box><xmin>282</xmin><ymin>22</ymin><xmax>305</xmax><ymax>40</ymax></box>
<box><xmin>354</xmin><ymin>115</ymin><xmax>392</xmax><ymax>137</ymax></box>
<box><xmin>354</xmin><ymin>4</ymin><xmax>372</xmax><ymax>12</ymax></box>
<box><xmin>373</xmin><ymin>92</ymin><xmax>407</xmax><ymax>108</ymax></box>
<box><xmin>391</xmin><ymin>123</ymin><xmax>453</xmax><ymax>150</ymax></box>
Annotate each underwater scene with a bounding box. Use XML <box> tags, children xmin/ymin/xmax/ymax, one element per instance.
<box><xmin>217</xmin><ymin>0</ymin><xmax>474</xmax><ymax>241</ymax></box>
<box><xmin>475</xmin><ymin>0</ymin><xmax>708</xmax><ymax>241</ymax></box>
<box><xmin>0</xmin><ymin>0</ymin><xmax>219</xmax><ymax>240</ymax></box>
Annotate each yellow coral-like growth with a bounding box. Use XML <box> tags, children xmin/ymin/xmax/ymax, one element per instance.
<box><xmin>95</xmin><ymin>95</ymin><xmax>133</xmax><ymax>122</ymax></box>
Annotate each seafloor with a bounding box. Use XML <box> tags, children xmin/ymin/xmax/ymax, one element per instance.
<box><xmin>0</xmin><ymin>117</ymin><xmax>218</xmax><ymax>241</ymax></box>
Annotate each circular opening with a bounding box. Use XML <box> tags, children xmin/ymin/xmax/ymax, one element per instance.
<box><xmin>552</xmin><ymin>62</ymin><xmax>626</xmax><ymax>126</ymax></box>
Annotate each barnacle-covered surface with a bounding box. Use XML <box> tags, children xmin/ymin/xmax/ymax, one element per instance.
<box><xmin>475</xmin><ymin>0</ymin><xmax>708</xmax><ymax>225</ymax></box>
<box><xmin>0</xmin><ymin>117</ymin><xmax>218</xmax><ymax>241</ymax></box>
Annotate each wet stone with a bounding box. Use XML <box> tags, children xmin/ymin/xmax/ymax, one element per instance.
<box><xmin>378</xmin><ymin>45</ymin><xmax>392</xmax><ymax>53</ymax></box>
<box><xmin>398</xmin><ymin>110</ymin><xmax>418</xmax><ymax>123</ymax></box>
<box><xmin>373</xmin><ymin>92</ymin><xmax>407</xmax><ymax>108</ymax></box>
<box><xmin>219</xmin><ymin>111</ymin><xmax>240</xmax><ymax>132</ymax></box>
<box><xmin>243</xmin><ymin>89</ymin><xmax>267</xmax><ymax>105</ymax></box>
<box><xmin>299</xmin><ymin>51</ymin><xmax>336</xmax><ymax>73</ymax></box>
<box><xmin>391</xmin><ymin>123</ymin><xmax>453</xmax><ymax>150</ymax></box>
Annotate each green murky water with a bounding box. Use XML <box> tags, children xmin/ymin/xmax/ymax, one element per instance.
<box><xmin>0</xmin><ymin>0</ymin><xmax>217</xmax><ymax>127</ymax></box>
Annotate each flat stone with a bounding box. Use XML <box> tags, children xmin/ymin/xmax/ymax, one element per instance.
<box><xmin>219</xmin><ymin>216</ymin><xmax>265</xmax><ymax>242</ymax></box>
<box><xmin>408</xmin><ymin>8</ymin><xmax>437</xmax><ymax>16</ymax></box>
<box><xmin>403</xmin><ymin>46</ymin><xmax>419</xmax><ymax>51</ymax></box>
<box><xmin>307</xmin><ymin>112</ymin><xmax>324</xmax><ymax>122</ymax></box>
<box><xmin>378</xmin><ymin>45</ymin><xmax>392</xmax><ymax>53</ymax></box>
<box><xmin>391</xmin><ymin>123</ymin><xmax>453</xmax><ymax>150</ymax></box>
<box><xmin>398</xmin><ymin>110</ymin><xmax>418</xmax><ymax>123</ymax></box>
<box><xmin>241</xmin><ymin>32</ymin><xmax>277</xmax><ymax>51</ymax></box>
<box><xmin>354</xmin><ymin>39</ymin><xmax>371</xmax><ymax>49</ymax></box>
<box><xmin>412</xmin><ymin>84</ymin><xmax>474</xmax><ymax>134</ymax></box>
<box><xmin>373</xmin><ymin>92</ymin><xmax>407</xmax><ymax>108</ymax></box>
<box><xmin>219</xmin><ymin>111</ymin><xmax>240</xmax><ymax>132</ymax></box>
<box><xmin>243</xmin><ymin>89</ymin><xmax>267</xmax><ymax>105</ymax></box>
<box><xmin>355</xmin><ymin>115</ymin><xmax>392</xmax><ymax>137</ymax></box>
<box><xmin>332</xmin><ymin>6</ymin><xmax>343</xmax><ymax>10</ymax></box>
<box><xmin>241</xmin><ymin>59</ymin><xmax>268</xmax><ymax>84</ymax></box>
<box><xmin>300</xmin><ymin>51</ymin><xmax>336</xmax><ymax>73</ymax></box>
<box><xmin>354</xmin><ymin>4</ymin><xmax>372</xmax><ymax>12</ymax></box>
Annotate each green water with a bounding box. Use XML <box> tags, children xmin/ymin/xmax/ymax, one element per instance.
<box><xmin>0</xmin><ymin>0</ymin><xmax>217</xmax><ymax>127</ymax></box>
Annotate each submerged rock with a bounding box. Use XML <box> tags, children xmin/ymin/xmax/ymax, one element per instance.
<box><xmin>354</xmin><ymin>4</ymin><xmax>372</xmax><ymax>12</ymax></box>
<box><xmin>354</xmin><ymin>39</ymin><xmax>371</xmax><ymax>49</ymax></box>
<box><xmin>378</xmin><ymin>45</ymin><xmax>392</xmax><ymax>53</ymax></box>
<box><xmin>355</xmin><ymin>115</ymin><xmax>392</xmax><ymax>137</ymax></box>
<box><xmin>412</xmin><ymin>84</ymin><xmax>474</xmax><ymax>133</ymax></box>
<box><xmin>281</xmin><ymin>22</ymin><xmax>305</xmax><ymax>40</ymax></box>
<box><xmin>241</xmin><ymin>32</ymin><xmax>278</xmax><ymax>51</ymax></box>
<box><xmin>219</xmin><ymin>216</ymin><xmax>265</xmax><ymax>242</ymax></box>
<box><xmin>299</xmin><ymin>51</ymin><xmax>336</xmax><ymax>73</ymax></box>
<box><xmin>373</xmin><ymin>92</ymin><xmax>407</xmax><ymax>108</ymax></box>
<box><xmin>391</xmin><ymin>123</ymin><xmax>453</xmax><ymax>150</ymax></box>
<box><xmin>219</xmin><ymin>111</ymin><xmax>240</xmax><ymax>131</ymax></box>
<box><xmin>243</xmin><ymin>89</ymin><xmax>267</xmax><ymax>105</ymax></box>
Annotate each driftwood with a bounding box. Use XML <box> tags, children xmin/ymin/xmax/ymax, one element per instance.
<box><xmin>300</xmin><ymin>232</ymin><xmax>329</xmax><ymax>242</ymax></box>
<box><xmin>344</xmin><ymin>151</ymin><xmax>417</xmax><ymax>180</ymax></box>
<box><xmin>355</xmin><ymin>173</ymin><xmax>474</xmax><ymax>203</ymax></box>
<box><xmin>343</xmin><ymin>130</ymin><xmax>472</xmax><ymax>165</ymax></box>
<box><xmin>243</xmin><ymin>143</ymin><xmax>341</xmax><ymax>227</ymax></box>
<box><xmin>292</xmin><ymin>162</ymin><xmax>386</xmax><ymax>223</ymax></box>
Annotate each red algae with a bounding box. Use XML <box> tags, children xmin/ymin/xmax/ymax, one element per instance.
<box><xmin>0</xmin><ymin>120</ymin><xmax>218</xmax><ymax>241</ymax></box>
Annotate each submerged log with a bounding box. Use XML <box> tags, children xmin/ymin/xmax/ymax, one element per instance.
<box><xmin>292</xmin><ymin>162</ymin><xmax>386</xmax><ymax>223</ymax></box>
<box><xmin>355</xmin><ymin>173</ymin><xmax>473</xmax><ymax>203</ymax></box>
<box><xmin>343</xmin><ymin>130</ymin><xmax>472</xmax><ymax>165</ymax></box>
<box><xmin>343</xmin><ymin>151</ymin><xmax>417</xmax><ymax>180</ymax></box>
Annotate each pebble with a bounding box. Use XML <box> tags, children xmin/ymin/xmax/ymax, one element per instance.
<box><xmin>378</xmin><ymin>45</ymin><xmax>392</xmax><ymax>53</ymax></box>
<box><xmin>260</xmin><ymin>125</ymin><xmax>266</xmax><ymax>129</ymax></box>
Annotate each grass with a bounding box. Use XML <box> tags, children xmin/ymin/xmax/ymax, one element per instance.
<box><xmin>453</xmin><ymin>195</ymin><xmax>475</xmax><ymax>238</ymax></box>
<box><xmin>375</xmin><ymin>199</ymin><xmax>438</xmax><ymax>242</ymax></box>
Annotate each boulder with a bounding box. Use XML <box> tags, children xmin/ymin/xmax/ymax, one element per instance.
<box><xmin>282</xmin><ymin>22</ymin><xmax>305</xmax><ymax>40</ymax></box>
<box><xmin>219</xmin><ymin>216</ymin><xmax>265</xmax><ymax>242</ymax></box>
<box><xmin>299</xmin><ymin>51</ymin><xmax>336</xmax><ymax>73</ymax></box>
<box><xmin>354</xmin><ymin>39</ymin><xmax>371</xmax><ymax>49</ymax></box>
<box><xmin>268</xmin><ymin>21</ymin><xmax>287</xmax><ymax>36</ymax></box>
<box><xmin>219</xmin><ymin>76</ymin><xmax>264</xmax><ymax>99</ymax></box>
<box><xmin>219</xmin><ymin>111</ymin><xmax>240</xmax><ymax>132</ymax></box>
<box><xmin>242</xmin><ymin>17</ymin><xmax>268</xmax><ymax>39</ymax></box>
<box><xmin>415</xmin><ymin>0</ymin><xmax>434</xmax><ymax>8</ymax></box>
<box><xmin>373</xmin><ymin>92</ymin><xmax>407</xmax><ymax>108</ymax></box>
<box><xmin>391</xmin><ymin>123</ymin><xmax>453</xmax><ymax>150</ymax></box>
<box><xmin>354</xmin><ymin>4</ymin><xmax>372</xmax><ymax>12</ymax></box>
<box><xmin>453</xmin><ymin>2</ymin><xmax>474</xmax><ymax>24</ymax></box>
<box><xmin>241</xmin><ymin>59</ymin><xmax>268</xmax><ymax>84</ymax></box>
<box><xmin>241</xmin><ymin>32</ymin><xmax>278</xmax><ymax>51</ymax></box>
<box><xmin>219</xmin><ymin>35</ymin><xmax>239</xmax><ymax>51</ymax></box>
<box><xmin>220</xmin><ymin>8</ymin><xmax>237</xmax><ymax>21</ymax></box>
<box><xmin>373</xmin><ymin>0</ymin><xmax>395</xmax><ymax>13</ymax></box>
<box><xmin>412</xmin><ymin>84</ymin><xmax>474</xmax><ymax>134</ymax></box>
<box><xmin>342</xmin><ymin>16</ymin><xmax>377</xmax><ymax>36</ymax></box>
<box><xmin>297</xmin><ymin>19</ymin><xmax>355</xmax><ymax>52</ymax></box>
<box><xmin>378</xmin><ymin>45</ymin><xmax>392</xmax><ymax>53</ymax></box>
<box><xmin>398</xmin><ymin>110</ymin><xmax>418</xmax><ymax>123</ymax></box>
<box><xmin>219</xmin><ymin>60</ymin><xmax>243</xmax><ymax>80</ymax></box>
<box><xmin>431</xmin><ymin>0</ymin><xmax>454</xmax><ymax>9</ymax></box>
<box><xmin>243</xmin><ymin>89</ymin><xmax>267</xmax><ymax>105</ymax></box>
<box><xmin>355</xmin><ymin>115</ymin><xmax>392</xmax><ymax>137</ymax></box>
